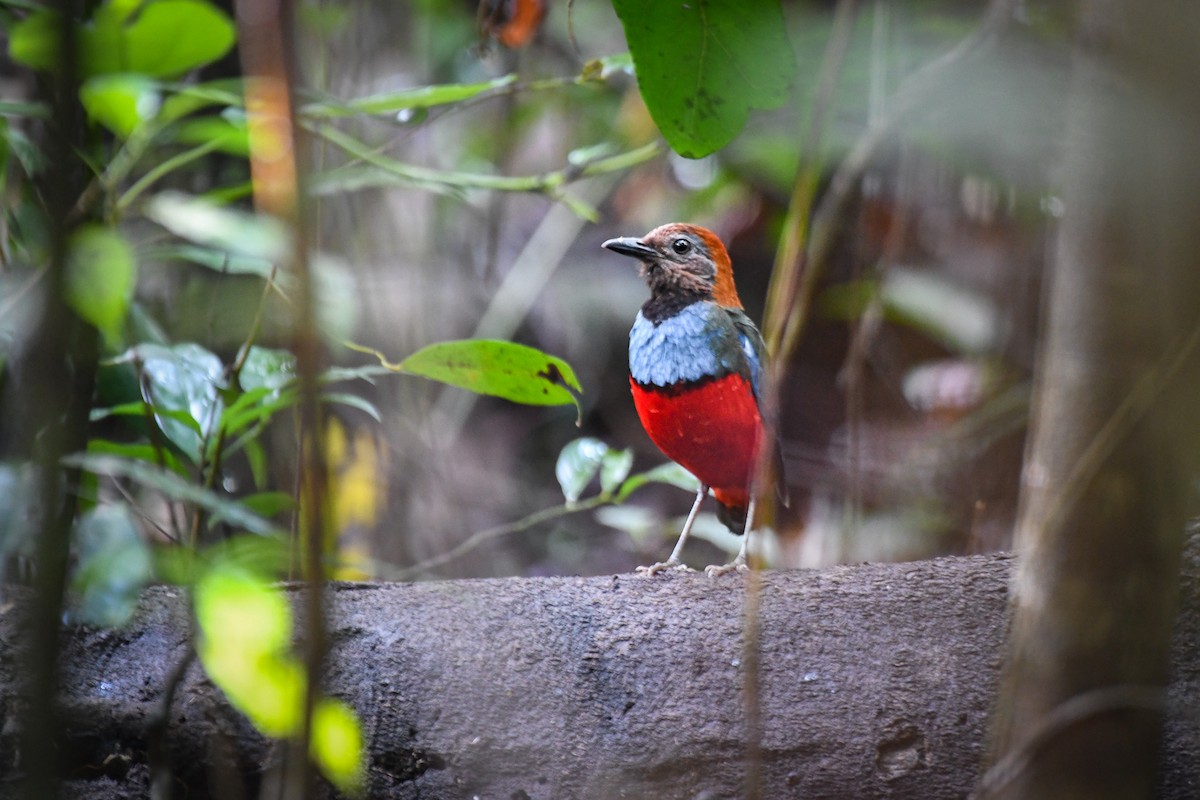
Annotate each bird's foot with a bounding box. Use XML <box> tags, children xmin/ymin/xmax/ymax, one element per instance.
<box><xmin>636</xmin><ymin>560</ymin><xmax>695</xmax><ymax>577</ymax></box>
<box><xmin>704</xmin><ymin>556</ymin><xmax>749</xmax><ymax>578</ymax></box>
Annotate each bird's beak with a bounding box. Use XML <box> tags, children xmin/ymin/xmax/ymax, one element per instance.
<box><xmin>602</xmin><ymin>236</ymin><xmax>657</xmax><ymax>260</ymax></box>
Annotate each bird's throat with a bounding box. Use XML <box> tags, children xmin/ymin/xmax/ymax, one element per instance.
<box><xmin>641</xmin><ymin>288</ymin><xmax>707</xmax><ymax>325</ymax></box>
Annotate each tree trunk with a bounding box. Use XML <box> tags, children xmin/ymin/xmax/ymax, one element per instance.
<box><xmin>983</xmin><ymin>3</ymin><xmax>1200</xmax><ymax>798</ymax></box>
<box><xmin>2</xmin><ymin>542</ymin><xmax>1200</xmax><ymax>799</ymax></box>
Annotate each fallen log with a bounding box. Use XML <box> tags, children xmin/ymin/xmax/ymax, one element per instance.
<box><xmin>1</xmin><ymin>539</ymin><xmax>1198</xmax><ymax>799</ymax></box>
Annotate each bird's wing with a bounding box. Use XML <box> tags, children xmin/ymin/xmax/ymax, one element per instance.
<box><xmin>726</xmin><ymin>307</ymin><xmax>790</xmax><ymax>506</ymax></box>
<box><xmin>726</xmin><ymin>308</ymin><xmax>768</xmax><ymax>403</ymax></box>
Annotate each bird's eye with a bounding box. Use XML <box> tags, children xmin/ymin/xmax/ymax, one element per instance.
<box><xmin>671</xmin><ymin>238</ymin><xmax>691</xmax><ymax>254</ymax></box>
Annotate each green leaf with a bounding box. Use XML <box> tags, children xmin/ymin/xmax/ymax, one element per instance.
<box><xmin>217</xmin><ymin>389</ymin><xmax>298</xmax><ymax>455</ymax></box>
<box><xmin>80</xmin><ymin>74</ymin><xmax>160</xmax><ymax>138</ymax></box>
<box><xmin>171</xmin><ymin>111</ymin><xmax>250</xmax><ymax>156</ymax></box>
<box><xmin>122</xmin><ymin>343</ymin><xmax>225</xmax><ymax>462</ymax></box>
<box><xmin>70</xmin><ymin>503</ymin><xmax>153</xmax><ymax>627</ymax></box>
<box><xmin>120</xmin><ymin>0</ymin><xmax>236</xmax><ymax>78</ymax></box>
<box><xmin>556</xmin><ymin>437</ymin><xmax>608</xmax><ymax>503</ymax></box>
<box><xmin>2</xmin><ymin>121</ymin><xmax>45</xmax><ymax>176</ymax></box>
<box><xmin>239</xmin><ymin>346</ymin><xmax>296</xmax><ymax>392</ymax></box>
<box><xmin>64</xmin><ymin>453</ymin><xmax>285</xmax><ymax>536</ymax></box>
<box><xmin>237</xmin><ymin>491</ymin><xmax>295</xmax><ymax>519</ymax></box>
<box><xmin>616</xmin><ymin>461</ymin><xmax>701</xmax><ymax>503</ymax></box>
<box><xmin>300</xmin><ymin>74</ymin><xmax>516</xmax><ymax>119</ymax></box>
<box><xmin>86</xmin><ymin>437</ymin><xmax>189</xmax><ymax>477</ymax></box>
<box><xmin>244</xmin><ymin>437</ymin><xmax>268</xmax><ymax>488</ymax></box>
<box><xmin>158</xmin><ymin>78</ymin><xmax>245</xmax><ymax>125</ymax></box>
<box><xmin>7</xmin><ymin>9</ymin><xmax>58</xmax><ymax>72</ymax></box>
<box><xmin>145</xmin><ymin>190</ymin><xmax>288</xmax><ymax>262</ymax></box>
<box><xmin>9</xmin><ymin>0</ymin><xmax>236</xmax><ymax>78</ymax></box>
<box><xmin>194</xmin><ymin>567</ymin><xmax>304</xmax><ymax>737</ymax></box>
<box><xmin>81</xmin><ymin>0</ymin><xmax>129</xmax><ymax>76</ymax></box>
<box><xmin>66</xmin><ymin>224</ymin><xmax>137</xmax><ymax>343</ymax></box>
<box><xmin>322</xmin><ymin>392</ymin><xmax>381</xmax><ymax>423</ymax></box>
<box><xmin>205</xmin><ymin>533</ymin><xmax>290</xmax><ymax>577</ymax></box>
<box><xmin>310</xmin><ymin>698</ymin><xmax>365</xmax><ymax>796</ymax></box>
<box><xmin>611</xmin><ymin>0</ymin><xmax>795</xmax><ymax>158</ymax></box>
<box><xmin>599</xmin><ymin>447</ymin><xmax>634</xmax><ymax>495</ymax></box>
<box><xmin>141</xmin><ymin>242</ymin><xmax>275</xmax><ymax>279</ymax></box>
<box><xmin>397</xmin><ymin>339</ymin><xmax>582</xmax><ymax>410</ymax></box>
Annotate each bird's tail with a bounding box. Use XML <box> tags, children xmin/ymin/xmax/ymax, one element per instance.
<box><xmin>713</xmin><ymin>489</ymin><xmax>749</xmax><ymax>534</ymax></box>
<box><xmin>716</xmin><ymin>501</ymin><xmax>747</xmax><ymax>534</ymax></box>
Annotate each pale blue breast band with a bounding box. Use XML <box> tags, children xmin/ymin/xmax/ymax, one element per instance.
<box><xmin>629</xmin><ymin>303</ymin><xmax>745</xmax><ymax>387</ymax></box>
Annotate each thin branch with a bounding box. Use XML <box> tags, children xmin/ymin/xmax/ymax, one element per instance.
<box><xmin>307</xmin><ymin>120</ymin><xmax>659</xmax><ymax>213</ymax></box>
<box><xmin>391</xmin><ymin>494</ymin><xmax>611</xmax><ymax>580</ymax></box>
<box><xmin>114</xmin><ymin>137</ymin><xmax>229</xmax><ymax>217</ymax></box>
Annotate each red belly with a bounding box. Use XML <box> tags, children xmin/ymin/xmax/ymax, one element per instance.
<box><xmin>630</xmin><ymin>373</ymin><xmax>762</xmax><ymax>505</ymax></box>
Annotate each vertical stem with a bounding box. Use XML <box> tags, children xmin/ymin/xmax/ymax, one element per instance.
<box><xmin>761</xmin><ymin>0</ymin><xmax>860</xmax><ymax>361</ymax></box>
<box><xmin>20</xmin><ymin>0</ymin><xmax>99</xmax><ymax>795</ymax></box>
<box><xmin>236</xmin><ymin>1</ymin><xmax>329</xmax><ymax>797</ymax></box>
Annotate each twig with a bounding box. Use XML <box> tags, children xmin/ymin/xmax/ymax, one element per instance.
<box><xmin>309</xmin><ymin>119</ymin><xmax>659</xmax><ymax>214</ymax></box>
<box><xmin>391</xmin><ymin>493</ymin><xmax>611</xmax><ymax>580</ymax></box>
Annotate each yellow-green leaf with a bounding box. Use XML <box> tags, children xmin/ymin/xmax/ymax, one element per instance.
<box><xmin>194</xmin><ymin>568</ymin><xmax>304</xmax><ymax>738</ymax></box>
<box><xmin>66</xmin><ymin>224</ymin><xmax>136</xmax><ymax>343</ymax></box>
<box><xmin>397</xmin><ymin>339</ymin><xmax>582</xmax><ymax>410</ymax></box>
<box><xmin>80</xmin><ymin>74</ymin><xmax>160</xmax><ymax>138</ymax></box>
<box><xmin>311</xmin><ymin>698</ymin><xmax>365</xmax><ymax>796</ymax></box>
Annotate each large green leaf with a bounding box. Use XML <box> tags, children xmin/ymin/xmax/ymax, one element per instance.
<box><xmin>115</xmin><ymin>343</ymin><xmax>226</xmax><ymax>462</ymax></box>
<box><xmin>66</xmin><ymin>224</ymin><xmax>137</xmax><ymax>343</ymax></box>
<box><xmin>611</xmin><ymin>0</ymin><xmax>795</xmax><ymax>158</ymax></box>
<box><xmin>9</xmin><ymin>0</ymin><xmax>236</xmax><ymax>79</ymax></box>
<box><xmin>120</xmin><ymin>0</ymin><xmax>236</xmax><ymax>78</ymax></box>
<box><xmin>397</xmin><ymin>339</ymin><xmax>582</xmax><ymax>410</ymax></box>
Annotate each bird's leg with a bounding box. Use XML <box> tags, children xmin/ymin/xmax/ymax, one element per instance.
<box><xmin>705</xmin><ymin>497</ymin><xmax>756</xmax><ymax>577</ymax></box>
<box><xmin>636</xmin><ymin>485</ymin><xmax>707</xmax><ymax>576</ymax></box>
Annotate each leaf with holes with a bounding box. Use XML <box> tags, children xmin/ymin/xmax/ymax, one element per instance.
<box><xmin>611</xmin><ymin>0</ymin><xmax>795</xmax><ymax>158</ymax></box>
<box><xmin>397</xmin><ymin>339</ymin><xmax>582</xmax><ymax>412</ymax></box>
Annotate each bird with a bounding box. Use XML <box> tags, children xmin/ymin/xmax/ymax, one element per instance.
<box><xmin>602</xmin><ymin>223</ymin><xmax>777</xmax><ymax>577</ymax></box>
